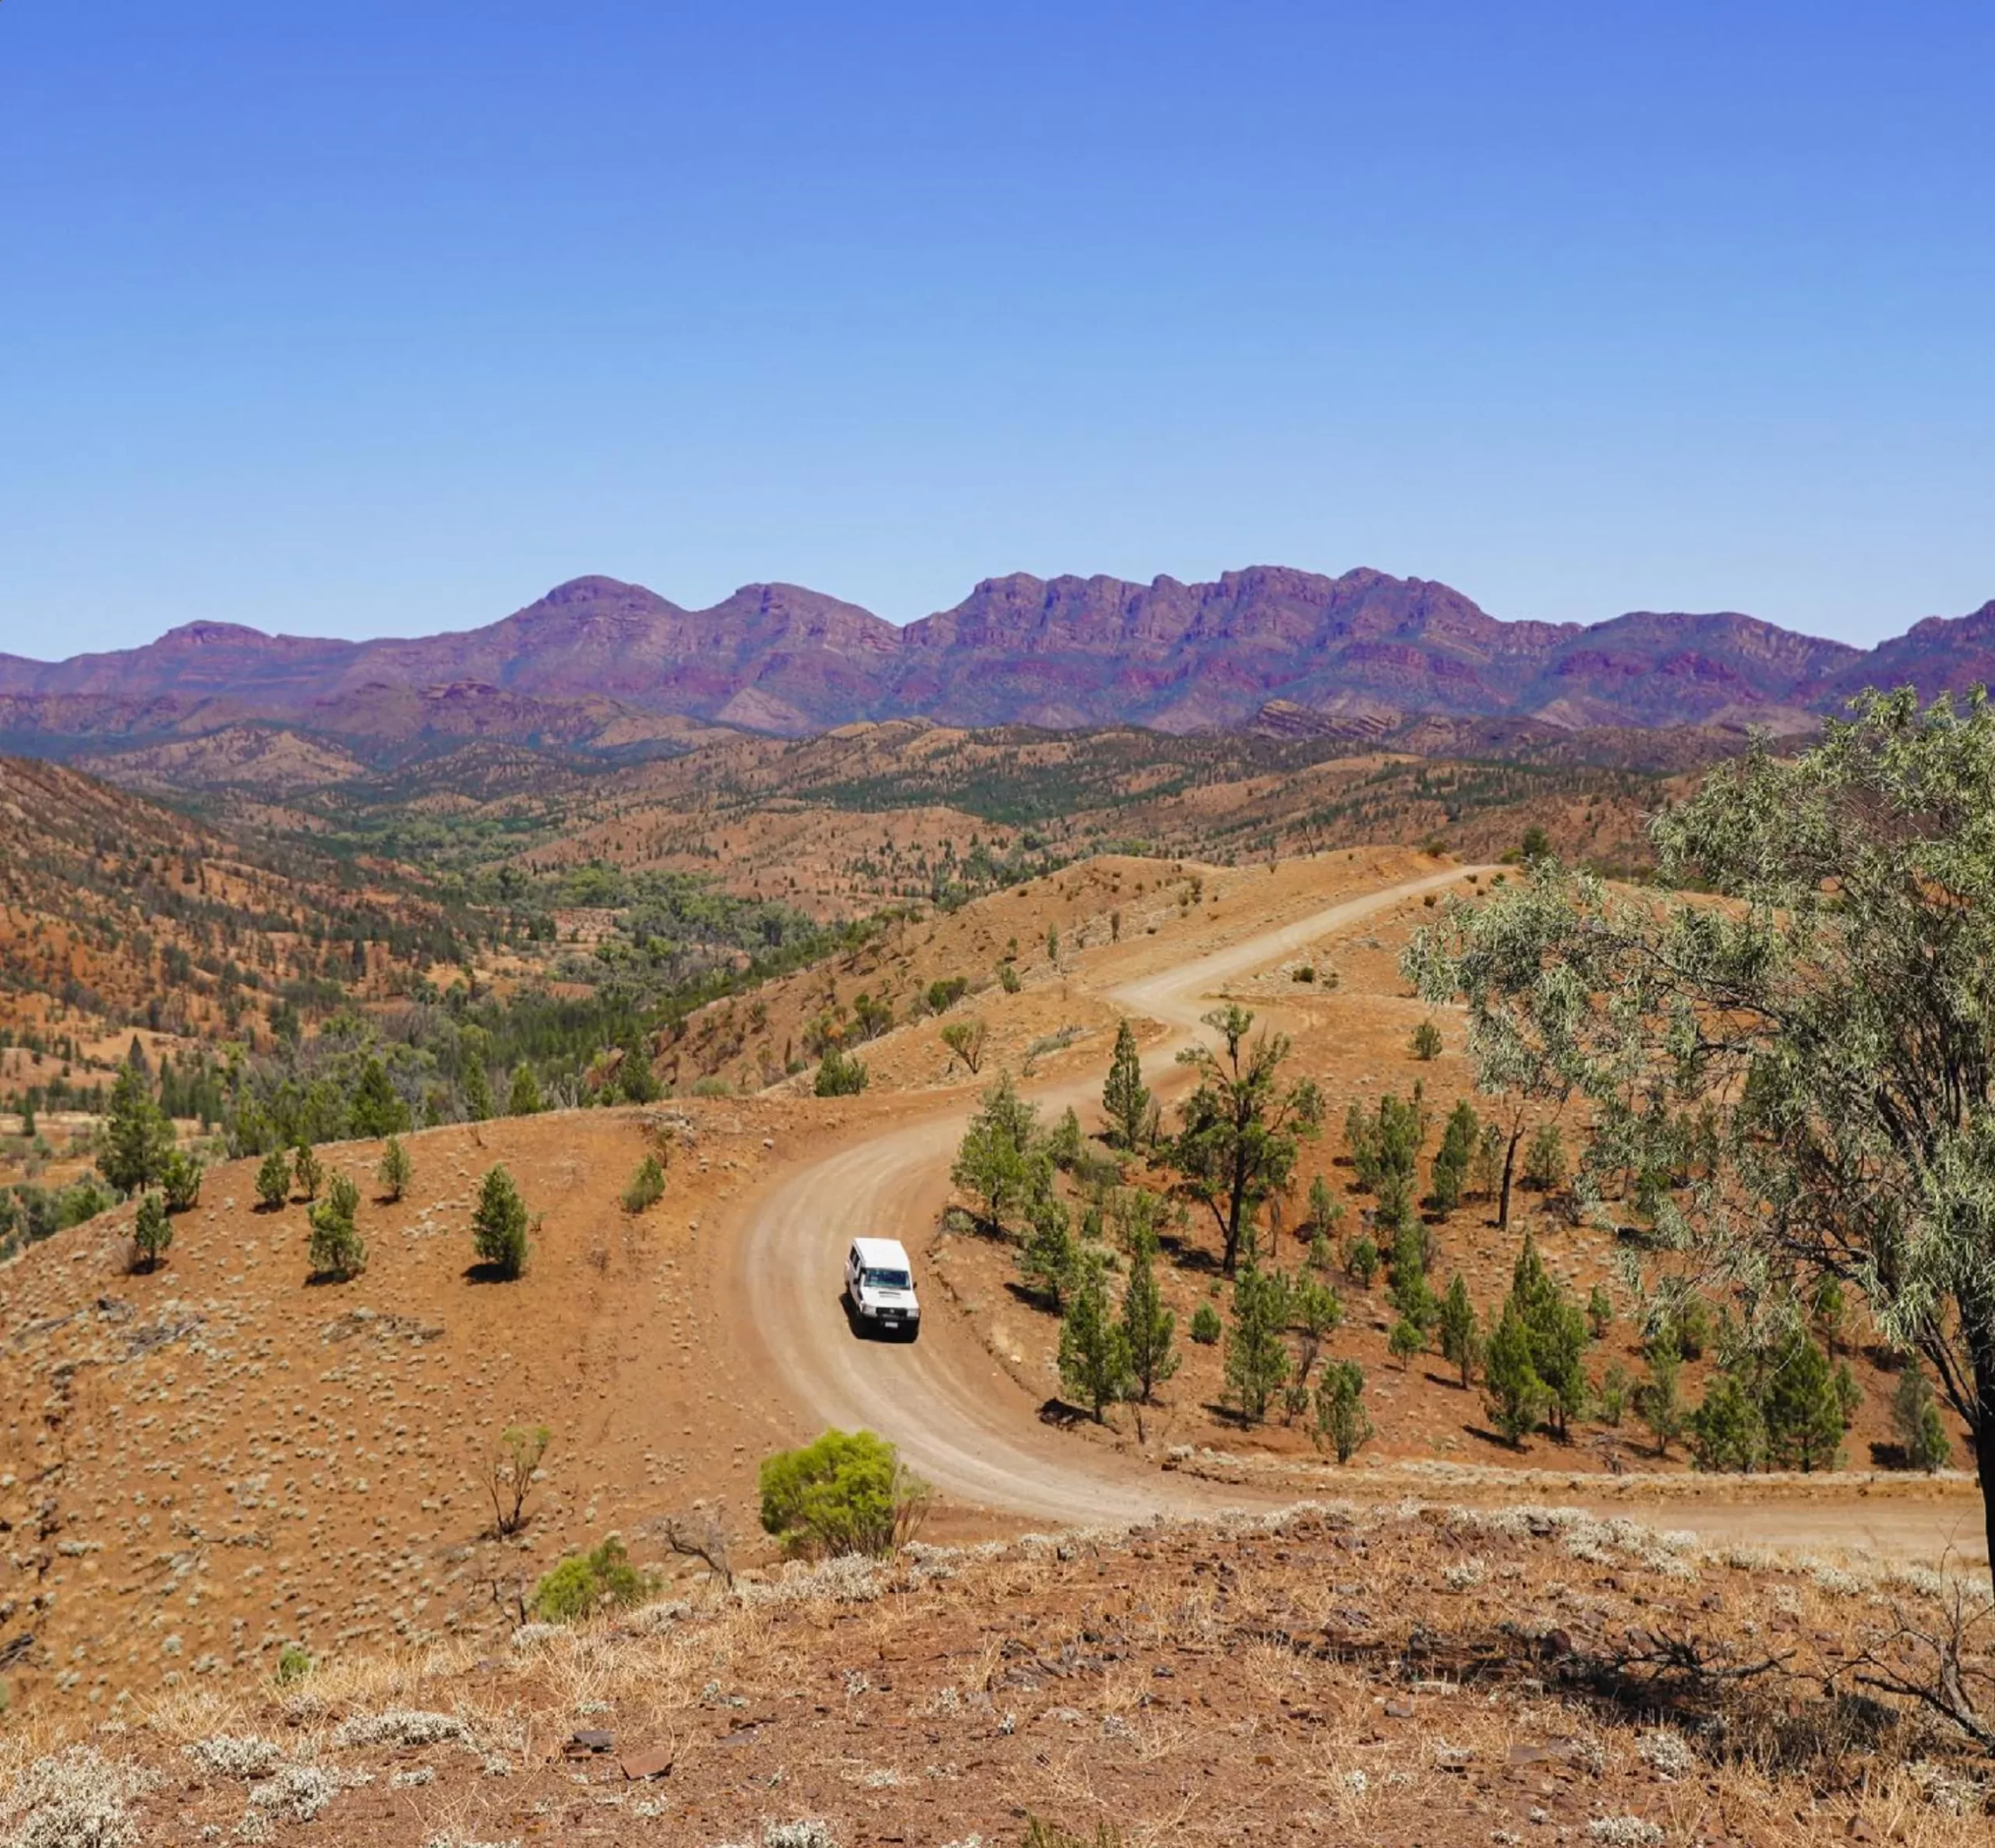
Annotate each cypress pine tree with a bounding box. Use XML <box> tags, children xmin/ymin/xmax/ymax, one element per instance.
<box><xmin>1760</xmin><ymin>1327</ymin><xmax>1851</xmax><ymax>1472</ymax></box>
<box><xmin>1508</xmin><ymin>1231</ymin><xmax>1590</xmax><ymax>1440</ymax></box>
<box><xmin>348</xmin><ymin>1055</ymin><xmax>410</xmax><ymax>1138</ymax></box>
<box><xmin>1891</xmin><ymin>1360</ymin><xmax>1952</xmax><ymax>1473</ymax></box>
<box><xmin>1438</xmin><ymin>1273</ymin><xmax>1481</xmax><ymax>1387</ymax></box>
<box><xmin>1119</xmin><ymin>1233</ymin><xmax>1180</xmax><ymax>1404</ymax></box>
<box><xmin>99</xmin><ymin>1058</ymin><xmax>173</xmax><ymax>1196</ymax></box>
<box><xmin>1058</xmin><ymin>1253</ymin><xmax>1132</xmax><ymax>1422</ymax></box>
<box><xmin>619</xmin><ymin>1037</ymin><xmax>660</xmax><ymax>1104</ymax></box>
<box><xmin>1483</xmin><ymin>1299</ymin><xmax>1546</xmax><ymax>1447</ymax></box>
<box><xmin>1306</xmin><ymin>1173</ymin><xmax>1342</xmax><ymax>1242</ymax></box>
<box><xmin>1689</xmin><ymin>1368</ymin><xmax>1765</xmax><ymax>1472</ymax></box>
<box><xmin>1019</xmin><ymin>1185</ymin><xmax>1077</xmax><ymax>1309</ymax></box>
<box><xmin>1386</xmin><ymin>1216</ymin><xmax>1435</xmax><ymax>1331</ymax></box>
<box><xmin>377</xmin><ymin>1135</ymin><xmax>413</xmax><ymax>1203</ymax></box>
<box><xmin>1429</xmin><ymin>1100</ymin><xmax>1476</xmax><ymax>1212</ymax></box>
<box><xmin>471</xmin><ymin>1164</ymin><xmax>531</xmax><ymax>1279</ymax></box>
<box><xmin>1223</xmin><ymin>1267</ymin><xmax>1291</xmax><ymax>1424</ymax></box>
<box><xmin>1633</xmin><ymin>1341</ymin><xmax>1686</xmax><ymax>1457</ymax></box>
<box><xmin>1314</xmin><ymin>1359</ymin><xmax>1372</xmax><ymax>1463</ymax></box>
<box><xmin>1101</xmin><ymin>1018</ymin><xmax>1150</xmax><ymax>1150</ymax></box>
<box><xmin>507</xmin><ymin>1063</ymin><xmax>544</xmax><ymax>1116</ymax></box>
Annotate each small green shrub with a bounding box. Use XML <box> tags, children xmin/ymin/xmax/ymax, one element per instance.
<box><xmin>309</xmin><ymin>1172</ymin><xmax>366</xmax><ymax>1281</ymax></box>
<box><xmin>1344</xmin><ymin>1235</ymin><xmax>1379</xmax><ymax>1288</ymax></box>
<box><xmin>471</xmin><ymin>1164</ymin><xmax>531</xmax><ymax>1278</ymax></box>
<box><xmin>997</xmin><ymin>963</ymin><xmax>1022</xmax><ymax>995</ymax></box>
<box><xmin>531</xmin><ymin>1535</ymin><xmax>651</xmax><ymax>1623</ymax></box>
<box><xmin>161</xmin><ymin>1149</ymin><xmax>203</xmax><ymax>1213</ymax></box>
<box><xmin>377</xmin><ymin>1135</ymin><xmax>412</xmax><ymax>1202</ymax></box>
<box><xmin>131</xmin><ymin>1192</ymin><xmax>171</xmax><ymax>1272</ymax></box>
<box><xmin>757</xmin><ymin>1428</ymin><xmax>929</xmax><ymax>1559</ymax></box>
<box><xmin>1410</xmin><ymin>1019</ymin><xmax>1443</xmax><ymax>1061</ymax></box>
<box><xmin>623</xmin><ymin>1153</ymin><xmax>667</xmax><ymax>1213</ymax></box>
<box><xmin>1189</xmin><ymin>1302</ymin><xmax>1223</xmax><ymax>1345</ymax></box>
<box><xmin>255</xmin><ymin>1149</ymin><xmax>291</xmax><ymax>1210</ymax></box>
<box><xmin>814</xmin><ymin>1048</ymin><xmax>869</xmax><ymax>1097</ymax></box>
<box><xmin>275</xmin><ymin>1645</ymin><xmax>312</xmax><ymax>1685</ymax></box>
<box><xmin>1314</xmin><ymin>1360</ymin><xmax>1372</xmax><ymax>1464</ymax></box>
<box><xmin>1587</xmin><ymin>1281</ymin><xmax>1614</xmax><ymax>1341</ymax></box>
<box><xmin>292</xmin><ymin>1142</ymin><xmax>323</xmax><ymax>1202</ymax></box>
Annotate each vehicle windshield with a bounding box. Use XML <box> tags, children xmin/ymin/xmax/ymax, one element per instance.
<box><xmin>862</xmin><ymin>1267</ymin><xmax>912</xmax><ymax>1290</ymax></box>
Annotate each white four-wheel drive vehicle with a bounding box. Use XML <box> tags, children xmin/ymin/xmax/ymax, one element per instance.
<box><xmin>845</xmin><ymin>1236</ymin><xmax>920</xmax><ymax>1338</ymax></box>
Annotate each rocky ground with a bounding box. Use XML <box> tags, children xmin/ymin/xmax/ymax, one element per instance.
<box><xmin>4</xmin><ymin>1500</ymin><xmax>1993</xmax><ymax>1846</ymax></box>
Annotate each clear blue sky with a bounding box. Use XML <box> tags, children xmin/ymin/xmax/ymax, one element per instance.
<box><xmin>2</xmin><ymin>2</ymin><xmax>1990</xmax><ymax>655</ymax></box>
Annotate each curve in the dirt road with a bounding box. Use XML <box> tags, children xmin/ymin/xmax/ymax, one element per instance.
<box><xmin>732</xmin><ymin>865</ymin><xmax>1989</xmax><ymax>1572</ymax></box>
<box><xmin>733</xmin><ymin>864</ymin><xmax>1478</xmax><ymax>1525</ymax></box>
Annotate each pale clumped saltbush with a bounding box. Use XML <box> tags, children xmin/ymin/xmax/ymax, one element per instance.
<box><xmin>762</xmin><ymin>1824</ymin><xmax>836</xmax><ymax>1848</ymax></box>
<box><xmin>901</xmin><ymin>1542</ymin><xmax>962</xmax><ymax>1583</ymax></box>
<box><xmin>3</xmin><ymin>1747</ymin><xmax>153</xmax><ymax>1848</ymax></box>
<box><xmin>625</xmin><ymin>1599</ymin><xmax>693</xmax><ymax>1635</ymax></box>
<box><xmin>1442</xmin><ymin>1557</ymin><xmax>1485</xmax><ymax>1591</ymax></box>
<box><xmin>333</xmin><ymin>1708</ymin><xmax>468</xmax><ymax>1749</ymax></box>
<box><xmin>245</xmin><ymin>1765</ymin><xmax>345</xmax><ymax>1823</ymax></box>
<box><xmin>1586</xmin><ymin>1820</ymin><xmax>1663</xmax><ymax>1847</ymax></box>
<box><xmin>1810</xmin><ymin>1563</ymin><xmax>1864</xmax><ymax>1598</ymax></box>
<box><xmin>738</xmin><ymin>1554</ymin><xmax>881</xmax><ymax>1606</ymax></box>
<box><xmin>1636</xmin><ymin>1730</ymin><xmax>1692</xmax><ymax>1779</ymax></box>
<box><xmin>1908</xmin><ymin>1762</ymin><xmax>1990</xmax><ymax>1816</ymax></box>
<box><xmin>185</xmin><ymin>1737</ymin><xmax>284</xmax><ymax>1779</ymax></box>
<box><xmin>509</xmin><ymin>1623</ymin><xmax>567</xmax><ymax>1652</ymax></box>
<box><xmin>1448</xmin><ymin>1504</ymin><xmax>1694</xmax><ymax>1578</ymax></box>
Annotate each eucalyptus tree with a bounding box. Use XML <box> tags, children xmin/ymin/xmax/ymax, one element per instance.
<box><xmin>1404</xmin><ymin>687</ymin><xmax>1995</xmax><ymax>1571</ymax></box>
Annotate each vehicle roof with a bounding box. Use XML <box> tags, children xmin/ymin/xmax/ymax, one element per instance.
<box><xmin>852</xmin><ymin>1237</ymin><xmax>913</xmax><ymax>1266</ymax></box>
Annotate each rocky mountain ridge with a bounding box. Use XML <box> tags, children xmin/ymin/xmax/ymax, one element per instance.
<box><xmin>4</xmin><ymin>567</ymin><xmax>1990</xmax><ymax>747</ymax></box>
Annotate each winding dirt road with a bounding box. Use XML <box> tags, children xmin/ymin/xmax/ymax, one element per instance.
<box><xmin>734</xmin><ymin>864</ymin><xmax>1470</xmax><ymax>1523</ymax></box>
<box><xmin>731</xmin><ymin>867</ymin><xmax>1990</xmax><ymax>1568</ymax></box>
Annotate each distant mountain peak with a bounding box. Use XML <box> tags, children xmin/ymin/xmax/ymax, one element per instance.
<box><xmin>159</xmin><ymin>620</ymin><xmax>272</xmax><ymax>646</ymax></box>
<box><xmin>0</xmin><ymin>567</ymin><xmax>1990</xmax><ymax>748</ymax></box>
<box><xmin>539</xmin><ymin>574</ymin><xmax>655</xmax><ymax>606</ymax></box>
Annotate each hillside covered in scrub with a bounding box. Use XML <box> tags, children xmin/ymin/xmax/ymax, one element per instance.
<box><xmin>4</xmin><ymin>1500</ymin><xmax>1993</xmax><ymax>1846</ymax></box>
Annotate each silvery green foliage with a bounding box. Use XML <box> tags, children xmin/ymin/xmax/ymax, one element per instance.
<box><xmin>1406</xmin><ymin>687</ymin><xmax>1995</xmax><ymax>1567</ymax></box>
<box><xmin>184</xmin><ymin>1737</ymin><xmax>284</xmax><ymax>1779</ymax></box>
<box><xmin>3</xmin><ymin>1748</ymin><xmax>150</xmax><ymax>1848</ymax></box>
